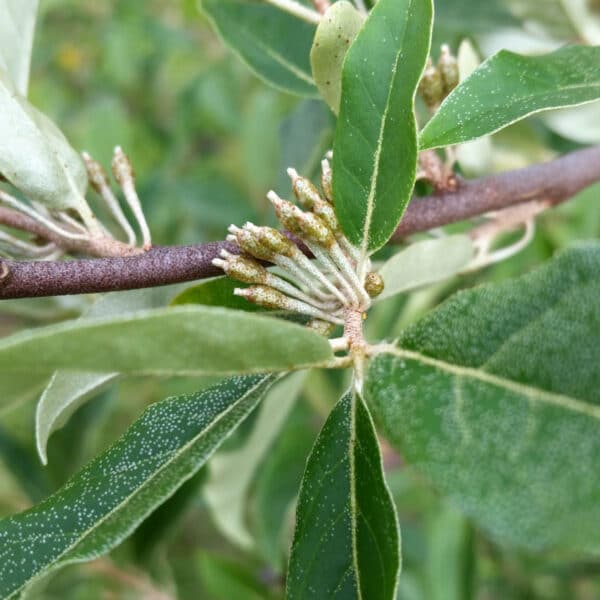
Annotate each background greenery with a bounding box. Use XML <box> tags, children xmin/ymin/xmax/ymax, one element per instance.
<box><xmin>0</xmin><ymin>1</ymin><xmax>599</xmax><ymax>598</ymax></box>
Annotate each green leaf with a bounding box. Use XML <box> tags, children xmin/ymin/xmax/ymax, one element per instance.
<box><xmin>132</xmin><ymin>469</ymin><xmax>207</xmax><ymax>560</ymax></box>
<box><xmin>0</xmin><ymin>306</ymin><xmax>334</xmax><ymax>376</ymax></box>
<box><xmin>198</xmin><ymin>552</ymin><xmax>274</xmax><ymax>600</ymax></box>
<box><xmin>376</xmin><ymin>235</ymin><xmax>474</xmax><ymax>302</ymax></box>
<box><xmin>432</xmin><ymin>0</ymin><xmax>517</xmax><ymax>49</ymax></box>
<box><xmin>36</xmin><ymin>372</ymin><xmax>116</xmax><ymax>466</ymax></box>
<box><xmin>333</xmin><ymin>0</ymin><xmax>433</xmax><ymax>259</ymax></box>
<box><xmin>366</xmin><ymin>242</ymin><xmax>600</xmax><ymax>553</ymax></box>
<box><xmin>0</xmin><ymin>374</ymin><xmax>277</xmax><ymax>598</ymax></box>
<box><xmin>204</xmin><ymin>372</ymin><xmax>305</xmax><ymax>549</ymax></box>
<box><xmin>420</xmin><ymin>45</ymin><xmax>600</xmax><ymax>150</ymax></box>
<box><xmin>0</xmin><ymin>372</ymin><xmax>48</xmax><ymax>416</ymax></box>
<box><xmin>200</xmin><ymin>0</ymin><xmax>317</xmax><ymax>96</ymax></box>
<box><xmin>426</xmin><ymin>507</ymin><xmax>474</xmax><ymax>600</ymax></box>
<box><xmin>310</xmin><ymin>1</ymin><xmax>364</xmax><ymax>114</ymax></box>
<box><xmin>287</xmin><ymin>390</ymin><xmax>400</xmax><ymax>599</ymax></box>
<box><xmin>36</xmin><ymin>287</ymin><xmax>184</xmax><ymax>465</ymax></box>
<box><xmin>0</xmin><ymin>71</ymin><xmax>90</xmax><ymax>214</ymax></box>
<box><xmin>0</xmin><ymin>426</ymin><xmax>50</xmax><ymax>503</ymax></box>
<box><xmin>0</xmin><ymin>0</ymin><xmax>38</xmax><ymax>95</ymax></box>
<box><xmin>278</xmin><ymin>98</ymin><xmax>334</xmax><ymax>193</ymax></box>
<box><xmin>252</xmin><ymin>400</ymin><xmax>316</xmax><ymax>567</ymax></box>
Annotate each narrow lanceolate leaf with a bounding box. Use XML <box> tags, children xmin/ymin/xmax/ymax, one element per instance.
<box><xmin>36</xmin><ymin>288</ymin><xmax>176</xmax><ymax>465</ymax></box>
<box><xmin>376</xmin><ymin>235</ymin><xmax>474</xmax><ymax>302</ymax></box>
<box><xmin>333</xmin><ymin>0</ymin><xmax>433</xmax><ymax>257</ymax></box>
<box><xmin>0</xmin><ymin>0</ymin><xmax>39</xmax><ymax>95</ymax></box>
<box><xmin>287</xmin><ymin>390</ymin><xmax>400</xmax><ymax>599</ymax></box>
<box><xmin>204</xmin><ymin>372</ymin><xmax>305</xmax><ymax>549</ymax></box>
<box><xmin>36</xmin><ymin>372</ymin><xmax>116</xmax><ymax>465</ymax></box>
<box><xmin>200</xmin><ymin>0</ymin><xmax>317</xmax><ymax>96</ymax></box>
<box><xmin>0</xmin><ymin>306</ymin><xmax>333</xmax><ymax>376</ymax></box>
<box><xmin>420</xmin><ymin>45</ymin><xmax>600</xmax><ymax>149</ymax></box>
<box><xmin>310</xmin><ymin>1</ymin><xmax>364</xmax><ymax>114</ymax></box>
<box><xmin>0</xmin><ymin>374</ymin><xmax>277</xmax><ymax>599</ymax></box>
<box><xmin>366</xmin><ymin>242</ymin><xmax>600</xmax><ymax>553</ymax></box>
<box><xmin>0</xmin><ymin>71</ymin><xmax>89</xmax><ymax>213</ymax></box>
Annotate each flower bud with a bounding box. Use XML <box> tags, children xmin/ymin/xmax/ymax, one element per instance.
<box><xmin>82</xmin><ymin>152</ymin><xmax>110</xmax><ymax>194</ymax></box>
<box><xmin>227</xmin><ymin>226</ymin><xmax>274</xmax><ymax>261</ymax></box>
<box><xmin>288</xmin><ymin>168</ymin><xmax>322</xmax><ymax>209</ymax></box>
<box><xmin>254</xmin><ymin>226</ymin><xmax>297</xmax><ymax>258</ymax></box>
<box><xmin>234</xmin><ymin>285</ymin><xmax>291</xmax><ymax>310</ymax></box>
<box><xmin>111</xmin><ymin>146</ymin><xmax>135</xmax><ymax>187</ymax></box>
<box><xmin>364</xmin><ymin>272</ymin><xmax>384</xmax><ymax>298</ymax></box>
<box><xmin>438</xmin><ymin>44</ymin><xmax>459</xmax><ymax>96</ymax></box>
<box><xmin>214</xmin><ymin>252</ymin><xmax>268</xmax><ymax>284</ymax></box>
<box><xmin>418</xmin><ymin>58</ymin><xmax>444</xmax><ymax>109</ymax></box>
<box><xmin>268</xmin><ymin>193</ymin><xmax>335</xmax><ymax>248</ymax></box>
<box><xmin>311</xmin><ymin>198</ymin><xmax>339</xmax><ymax>233</ymax></box>
<box><xmin>321</xmin><ymin>158</ymin><xmax>333</xmax><ymax>204</ymax></box>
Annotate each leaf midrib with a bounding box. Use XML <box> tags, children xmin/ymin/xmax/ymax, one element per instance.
<box><xmin>2</xmin><ymin>376</ymin><xmax>271</xmax><ymax>597</ymax></box>
<box><xmin>381</xmin><ymin>347</ymin><xmax>600</xmax><ymax>419</ymax></box>
<box><xmin>359</xmin><ymin>8</ymin><xmax>410</xmax><ymax>265</ymax></box>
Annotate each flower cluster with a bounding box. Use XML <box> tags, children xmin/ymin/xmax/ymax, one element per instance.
<box><xmin>418</xmin><ymin>44</ymin><xmax>459</xmax><ymax>110</ymax></box>
<box><xmin>213</xmin><ymin>158</ymin><xmax>383</xmax><ymax>334</ymax></box>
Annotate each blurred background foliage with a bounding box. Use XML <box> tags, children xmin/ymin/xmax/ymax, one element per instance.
<box><xmin>0</xmin><ymin>0</ymin><xmax>599</xmax><ymax>598</ymax></box>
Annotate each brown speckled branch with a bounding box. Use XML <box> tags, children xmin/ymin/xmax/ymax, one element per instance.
<box><xmin>1</xmin><ymin>146</ymin><xmax>599</xmax><ymax>300</ymax></box>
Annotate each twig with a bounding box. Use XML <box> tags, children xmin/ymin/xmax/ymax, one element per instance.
<box><xmin>1</xmin><ymin>146</ymin><xmax>599</xmax><ymax>300</ymax></box>
<box><xmin>0</xmin><ymin>206</ymin><xmax>143</xmax><ymax>258</ymax></box>
<box><xmin>392</xmin><ymin>145</ymin><xmax>600</xmax><ymax>239</ymax></box>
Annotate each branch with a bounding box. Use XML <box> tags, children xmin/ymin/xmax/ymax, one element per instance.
<box><xmin>1</xmin><ymin>146</ymin><xmax>599</xmax><ymax>300</ymax></box>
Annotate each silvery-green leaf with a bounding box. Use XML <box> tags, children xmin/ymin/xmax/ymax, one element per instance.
<box><xmin>420</xmin><ymin>45</ymin><xmax>600</xmax><ymax>150</ymax></box>
<box><xmin>376</xmin><ymin>235</ymin><xmax>474</xmax><ymax>302</ymax></box>
<box><xmin>0</xmin><ymin>306</ymin><xmax>333</xmax><ymax>375</ymax></box>
<box><xmin>310</xmin><ymin>1</ymin><xmax>364</xmax><ymax>114</ymax></box>
<box><xmin>200</xmin><ymin>0</ymin><xmax>317</xmax><ymax>96</ymax></box>
<box><xmin>287</xmin><ymin>390</ymin><xmax>400</xmax><ymax>599</ymax></box>
<box><xmin>366</xmin><ymin>242</ymin><xmax>600</xmax><ymax>553</ymax></box>
<box><xmin>454</xmin><ymin>38</ymin><xmax>492</xmax><ymax>176</ymax></box>
<box><xmin>333</xmin><ymin>0</ymin><xmax>433</xmax><ymax>257</ymax></box>
<box><xmin>36</xmin><ymin>372</ymin><xmax>116</xmax><ymax>466</ymax></box>
<box><xmin>0</xmin><ymin>72</ymin><xmax>89</xmax><ymax>214</ymax></box>
<box><xmin>0</xmin><ymin>373</ymin><xmax>48</xmax><ymax>417</ymax></box>
<box><xmin>0</xmin><ymin>374</ymin><xmax>277</xmax><ymax>598</ymax></box>
<box><xmin>542</xmin><ymin>100</ymin><xmax>600</xmax><ymax>144</ymax></box>
<box><xmin>35</xmin><ymin>287</ymin><xmax>183</xmax><ymax>465</ymax></box>
<box><xmin>0</xmin><ymin>0</ymin><xmax>38</xmax><ymax>95</ymax></box>
<box><xmin>204</xmin><ymin>371</ymin><xmax>306</xmax><ymax>549</ymax></box>
<box><xmin>278</xmin><ymin>98</ymin><xmax>334</xmax><ymax>192</ymax></box>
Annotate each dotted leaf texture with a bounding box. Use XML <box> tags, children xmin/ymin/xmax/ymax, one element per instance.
<box><xmin>0</xmin><ymin>306</ymin><xmax>333</xmax><ymax>376</ymax></box>
<box><xmin>310</xmin><ymin>1</ymin><xmax>364</xmax><ymax>114</ymax></box>
<box><xmin>333</xmin><ymin>0</ymin><xmax>433</xmax><ymax>257</ymax></box>
<box><xmin>366</xmin><ymin>242</ymin><xmax>600</xmax><ymax>553</ymax></box>
<box><xmin>420</xmin><ymin>45</ymin><xmax>600</xmax><ymax>150</ymax></box>
<box><xmin>0</xmin><ymin>374</ymin><xmax>277</xmax><ymax>599</ymax></box>
<box><xmin>287</xmin><ymin>390</ymin><xmax>400</xmax><ymax>599</ymax></box>
<box><xmin>200</xmin><ymin>0</ymin><xmax>317</xmax><ymax>97</ymax></box>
